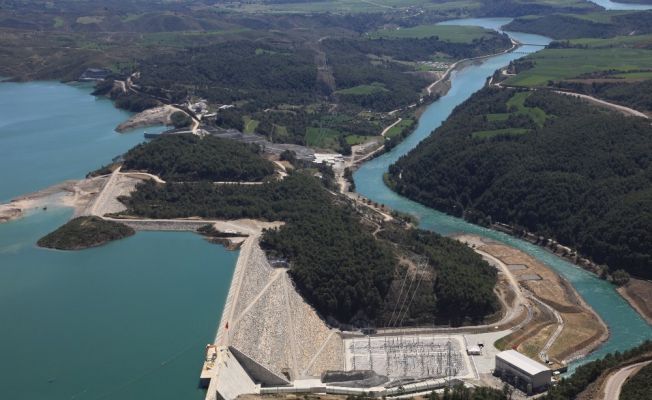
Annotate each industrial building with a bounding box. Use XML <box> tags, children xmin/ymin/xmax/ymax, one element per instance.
<box><xmin>494</xmin><ymin>350</ymin><xmax>552</xmax><ymax>394</ymax></box>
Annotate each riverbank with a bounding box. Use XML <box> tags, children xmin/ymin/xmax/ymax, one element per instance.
<box><xmin>618</xmin><ymin>279</ymin><xmax>652</xmax><ymax>325</ymax></box>
<box><xmin>456</xmin><ymin>234</ymin><xmax>608</xmax><ymax>367</ymax></box>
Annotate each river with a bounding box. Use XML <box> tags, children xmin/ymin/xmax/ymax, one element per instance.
<box><xmin>353</xmin><ymin>17</ymin><xmax>652</xmax><ymax>372</ymax></box>
<box><xmin>589</xmin><ymin>0</ymin><xmax>652</xmax><ymax>10</ymax></box>
<box><xmin>0</xmin><ymin>82</ymin><xmax>238</xmax><ymax>400</ymax></box>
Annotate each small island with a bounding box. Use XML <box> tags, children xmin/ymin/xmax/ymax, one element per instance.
<box><xmin>37</xmin><ymin>216</ymin><xmax>135</xmax><ymax>250</ymax></box>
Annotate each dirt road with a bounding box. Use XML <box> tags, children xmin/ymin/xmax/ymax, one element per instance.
<box><xmin>602</xmin><ymin>360</ymin><xmax>651</xmax><ymax>400</ymax></box>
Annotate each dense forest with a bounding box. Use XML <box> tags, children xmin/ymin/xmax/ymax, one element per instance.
<box><xmin>121</xmin><ymin>133</ymin><xmax>275</xmax><ymax>182</ymax></box>
<box><xmin>620</xmin><ymin>362</ymin><xmax>652</xmax><ymax>400</ymax></box>
<box><xmin>377</xmin><ymin>224</ymin><xmax>499</xmax><ymax>326</ymax></box>
<box><xmin>542</xmin><ymin>340</ymin><xmax>652</xmax><ymax>400</ymax></box>
<box><xmin>118</xmin><ymin>172</ymin><xmax>498</xmax><ymax>327</ymax></box>
<box><xmin>504</xmin><ymin>11</ymin><xmax>652</xmax><ymax>39</ymax></box>
<box><xmin>37</xmin><ymin>216</ymin><xmax>135</xmax><ymax>250</ymax></box>
<box><xmin>389</xmin><ymin>88</ymin><xmax>652</xmax><ymax>278</ymax></box>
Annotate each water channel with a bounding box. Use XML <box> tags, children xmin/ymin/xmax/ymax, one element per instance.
<box><xmin>353</xmin><ymin>18</ymin><xmax>652</xmax><ymax>371</ymax></box>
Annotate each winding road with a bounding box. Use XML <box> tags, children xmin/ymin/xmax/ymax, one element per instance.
<box><xmin>602</xmin><ymin>360</ymin><xmax>651</xmax><ymax>400</ymax></box>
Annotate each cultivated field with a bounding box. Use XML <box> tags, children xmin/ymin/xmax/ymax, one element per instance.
<box><xmin>505</xmin><ymin>36</ymin><xmax>652</xmax><ymax>87</ymax></box>
<box><xmin>371</xmin><ymin>25</ymin><xmax>496</xmax><ymax>43</ymax></box>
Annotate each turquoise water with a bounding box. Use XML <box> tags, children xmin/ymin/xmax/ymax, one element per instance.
<box><xmin>0</xmin><ymin>82</ymin><xmax>237</xmax><ymax>399</ymax></box>
<box><xmin>354</xmin><ymin>18</ymin><xmax>652</xmax><ymax>370</ymax></box>
<box><xmin>589</xmin><ymin>0</ymin><xmax>652</xmax><ymax>10</ymax></box>
<box><xmin>0</xmin><ymin>82</ymin><xmax>164</xmax><ymax>202</ymax></box>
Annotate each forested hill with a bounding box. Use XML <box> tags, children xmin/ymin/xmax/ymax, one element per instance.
<box><xmin>120</xmin><ymin>133</ymin><xmax>276</xmax><ymax>182</ymax></box>
<box><xmin>503</xmin><ymin>11</ymin><xmax>652</xmax><ymax>39</ymax></box>
<box><xmin>388</xmin><ymin>88</ymin><xmax>652</xmax><ymax>278</ymax></box>
<box><xmin>119</xmin><ymin>173</ymin><xmax>499</xmax><ymax>327</ymax></box>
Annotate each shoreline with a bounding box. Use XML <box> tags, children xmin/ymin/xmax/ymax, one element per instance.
<box><xmin>617</xmin><ymin>281</ymin><xmax>652</xmax><ymax>325</ymax></box>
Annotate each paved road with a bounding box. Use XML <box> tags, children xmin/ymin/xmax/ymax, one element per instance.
<box><xmin>602</xmin><ymin>360</ymin><xmax>651</xmax><ymax>400</ymax></box>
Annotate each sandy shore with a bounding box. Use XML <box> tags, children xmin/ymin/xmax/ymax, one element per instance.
<box><xmin>618</xmin><ymin>278</ymin><xmax>652</xmax><ymax>325</ymax></box>
<box><xmin>115</xmin><ymin>105</ymin><xmax>182</xmax><ymax>133</ymax></box>
<box><xmin>0</xmin><ymin>178</ymin><xmax>106</xmax><ymax>223</ymax></box>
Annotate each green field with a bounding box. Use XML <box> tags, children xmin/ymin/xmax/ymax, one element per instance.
<box><xmin>505</xmin><ymin>46</ymin><xmax>652</xmax><ymax>87</ymax></box>
<box><xmin>487</xmin><ymin>113</ymin><xmax>509</xmax><ymax>122</ymax></box>
<box><xmin>306</xmin><ymin>127</ymin><xmax>342</xmax><ymax>148</ymax></box>
<box><xmin>506</xmin><ymin>92</ymin><xmax>548</xmax><ymax>127</ymax></box>
<box><xmin>371</xmin><ymin>25</ymin><xmax>495</xmax><ymax>43</ymax></box>
<box><xmin>335</xmin><ymin>83</ymin><xmax>389</xmax><ymax>95</ymax></box>
<box><xmin>385</xmin><ymin>118</ymin><xmax>415</xmax><ymax>138</ymax></box>
<box><xmin>345</xmin><ymin>134</ymin><xmax>371</xmax><ymax>145</ymax></box>
<box><xmin>472</xmin><ymin>128</ymin><xmax>529</xmax><ymax>139</ymax></box>
<box><xmin>571</xmin><ymin>34</ymin><xmax>652</xmax><ymax>49</ymax></box>
<box><xmin>243</xmin><ymin>116</ymin><xmax>259</xmax><ymax>134</ymax></box>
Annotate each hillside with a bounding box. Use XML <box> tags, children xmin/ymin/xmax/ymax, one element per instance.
<box><xmin>504</xmin><ymin>11</ymin><xmax>652</xmax><ymax>39</ymax></box>
<box><xmin>388</xmin><ymin>88</ymin><xmax>652</xmax><ymax>278</ymax></box>
<box><xmin>117</xmin><ymin>172</ymin><xmax>499</xmax><ymax>327</ymax></box>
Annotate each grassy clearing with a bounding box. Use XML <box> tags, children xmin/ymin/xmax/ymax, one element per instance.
<box><xmin>614</xmin><ymin>71</ymin><xmax>652</xmax><ymax>79</ymax></box>
<box><xmin>345</xmin><ymin>135</ymin><xmax>370</xmax><ymax>145</ymax></box>
<box><xmin>335</xmin><ymin>83</ymin><xmax>389</xmax><ymax>95</ymax></box>
<box><xmin>506</xmin><ymin>92</ymin><xmax>548</xmax><ymax>127</ymax></box>
<box><xmin>76</xmin><ymin>16</ymin><xmax>104</xmax><ymax>24</ymax></box>
<box><xmin>385</xmin><ymin>118</ymin><xmax>415</xmax><ymax>138</ymax></box>
<box><xmin>306</xmin><ymin>127</ymin><xmax>342</xmax><ymax>148</ymax></box>
<box><xmin>371</xmin><ymin>25</ymin><xmax>495</xmax><ymax>43</ymax></box>
<box><xmin>472</xmin><ymin>128</ymin><xmax>529</xmax><ymax>139</ymax></box>
<box><xmin>571</xmin><ymin>33</ymin><xmax>652</xmax><ymax>49</ymax></box>
<box><xmin>53</xmin><ymin>17</ymin><xmax>64</xmax><ymax>28</ymax></box>
<box><xmin>243</xmin><ymin>116</ymin><xmax>259</xmax><ymax>134</ymax></box>
<box><xmin>487</xmin><ymin>113</ymin><xmax>510</xmax><ymax>122</ymax></box>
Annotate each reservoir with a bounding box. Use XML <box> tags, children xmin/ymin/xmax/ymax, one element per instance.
<box><xmin>354</xmin><ymin>18</ymin><xmax>652</xmax><ymax>371</ymax></box>
<box><xmin>0</xmin><ymin>82</ymin><xmax>237</xmax><ymax>399</ymax></box>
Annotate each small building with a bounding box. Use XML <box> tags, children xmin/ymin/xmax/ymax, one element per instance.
<box><xmin>466</xmin><ymin>345</ymin><xmax>481</xmax><ymax>355</ymax></box>
<box><xmin>495</xmin><ymin>350</ymin><xmax>552</xmax><ymax>394</ymax></box>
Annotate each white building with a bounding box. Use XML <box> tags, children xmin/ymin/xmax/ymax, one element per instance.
<box><xmin>495</xmin><ymin>350</ymin><xmax>552</xmax><ymax>394</ymax></box>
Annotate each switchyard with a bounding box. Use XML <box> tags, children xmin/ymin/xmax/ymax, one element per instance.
<box><xmin>343</xmin><ymin>335</ymin><xmax>475</xmax><ymax>380</ymax></box>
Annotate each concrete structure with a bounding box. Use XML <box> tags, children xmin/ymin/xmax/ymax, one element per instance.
<box><xmin>495</xmin><ymin>350</ymin><xmax>552</xmax><ymax>393</ymax></box>
<box><xmin>466</xmin><ymin>345</ymin><xmax>481</xmax><ymax>356</ymax></box>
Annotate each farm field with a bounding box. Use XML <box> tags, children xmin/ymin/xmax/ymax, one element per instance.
<box><xmin>305</xmin><ymin>127</ymin><xmax>343</xmax><ymax>148</ymax></box>
<box><xmin>505</xmin><ymin>34</ymin><xmax>652</xmax><ymax>87</ymax></box>
<box><xmin>385</xmin><ymin>118</ymin><xmax>415</xmax><ymax>138</ymax></box>
<box><xmin>505</xmin><ymin>46</ymin><xmax>652</xmax><ymax>87</ymax></box>
<box><xmin>371</xmin><ymin>24</ymin><xmax>497</xmax><ymax>43</ymax></box>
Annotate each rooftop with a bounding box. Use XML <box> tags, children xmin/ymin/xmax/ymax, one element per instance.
<box><xmin>496</xmin><ymin>350</ymin><xmax>550</xmax><ymax>376</ymax></box>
